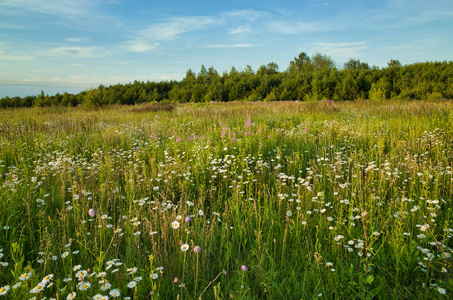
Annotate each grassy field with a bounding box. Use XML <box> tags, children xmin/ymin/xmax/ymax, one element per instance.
<box><xmin>0</xmin><ymin>100</ymin><xmax>452</xmax><ymax>299</ymax></box>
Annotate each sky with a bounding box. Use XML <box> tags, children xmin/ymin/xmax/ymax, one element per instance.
<box><xmin>1</xmin><ymin>0</ymin><xmax>453</xmax><ymax>98</ymax></box>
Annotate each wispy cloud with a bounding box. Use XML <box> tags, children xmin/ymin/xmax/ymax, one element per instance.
<box><xmin>126</xmin><ymin>16</ymin><xmax>217</xmax><ymax>52</ymax></box>
<box><xmin>125</xmin><ymin>42</ymin><xmax>160</xmax><ymax>53</ymax></box>
<box><xmin>227</xmin><ymin>25</ymin><xmax>252</xmax><ymax>35</ymax></box>
<box><xmin>45</xmin><ymin>46</ymin><xmax>108</xmax><ymax>58</ymax></box>
<box><xmin>313</xmin><ymin>41</ymin><xmax>368</xmax><ymax>61</ymax></box>
<box><xmin>0</xmin><ymin>22</ymin><xmax>30</xmax><ymax>30</ymax></box>
<box><xmin>206</xmin><ymin>43</ymin><xmax>254</xmax><ymax>48</ymax></box>
<box><xmin>0</xmin><ymin>45</ymin><xmax>34</xmax><ymax>61</ymax></box>
<box><xmin>2</xmin><ymin>72</ymin><xmax>183</xmax><ymax>88</ymax></box>
<box><xmin>404</xmin><ymin>9</ymin><xmax>453</xmax><ymax>25</ymax></box>
<box><xmin>65</xmin><ymin>37</ymin><xmax>85</xmax><ymax>43</ymax></box>
<box><xmin>221</xmin><ymin>9</ymin><xmax>263</xmax><ymax>22</ymax></box>
<box><xmin>140</xmin><ymin>16</ymin><xmax>216</xmax><ymax>41</ymax></box>
<box><xmin>267</xmin><ymin>20</ymin><xmax>341</xmax><ymax>34</ymax></box>
<box><xmin>0</xmin><ymin>0</ymin><xmax>95</xmax><ymax>16</ymax></box>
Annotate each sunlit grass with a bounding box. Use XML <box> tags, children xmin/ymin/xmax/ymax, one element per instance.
<box><xmin>0</xmin><ymin>99</ymin><xmax>452</xmax><ymax>299</ymax></box>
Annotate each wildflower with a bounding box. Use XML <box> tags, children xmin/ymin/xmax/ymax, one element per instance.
<box><xmin>325</xmin><ymin>262</ymin><xmax>333</xmax><ymax>267</ymax></box>
<box><xmin>194</xmin><ymin>246</ymin><xmax>201</xmax><ymax>253</ymax></box>
<box><xmin>334</xmin><ymin>235</ymin><xmax>344</xmax><ymax>242</ymax></box>
<box><xmin>100</xmin><ymin>282</ymin><xmax>111</xmax><ymax>291</ymax></box>
<box><xmin>19</xmin><ymin>272</ymin><xmax>31</xmax><ymax>281</ymax></box>
<box><xmin>185</xmin><ymin>216</ymin><xmax>191</xmax><ymax>222</ymax></box>
<box><xmin>134</xmin><ymin>276</ymin><xmax>143</xmax><ymax>282</ymax></box>
<box><xmin>75</xmin><ymin>270</ymin><xmax>87</xmax><ymax>281</ymax></box>
<box><xmin>172</xmin><ymin>221</ymin><xmax>180</xmax><ymax>229</ymax></box>
<box><xmin>109</xmin><ymin>289</ymin><xmax>121</xmax><ymax>298</ymax></box>
<box><xmin>88</xmin><ymin>209</ymin><xmax>95</xmax><ymax>217</ymax></box>
<box><xmin>373</xmin><ymin>231</ymin><xmax>380</xmax><ymax>236</ymax></box>
<box><xmin>12</xmin><ymin>282</ymin><xmax>21</xmax><ymax>289</ymax></box>
<box><xmin>37</xmin><ymin>259</ymin><xmax>44</xmax><ymax>264</ymax></box>
<box><xmin>0</xmin><ymin>285</ymin><xmax>10</xmax><ymax>296</ymax></box>
<box><xmin>241</xmin><ymin>265</ymin><xmax>248</xmax><ymax>271</ymax></box>
<box><xmin>62</xmin><ymin>251</ymin><xmax>69</xmax><ymax>258</ymax></box>
<box><xmin>41</xmin><ymin>274</ymin><xmax>54</xmax><ymax>284</ymax></box>
<box><xmin>67</xmin><ymin>292</ymin><xmax>76</xmax><ymax>299</ymax></box>
<box><xmin>198</xmin><ymin>210</ymin><xmax>204</xmax><ymax>216</ymax></box>
<box><xmin>438</xmin><ymin>287</ymin><xmax>446</xmax><ymax>295</ymax></box>
<box><xmin>97</xmin><ymin>272</ymin><xmax>106</xmax><ymax>278</ymax></box>
<box><xmin>30</xmin><ymin>283</ymin><xmax>45</xmax><ymax>293</ymax></box>
<box><xmin>127</xmin><ymin>281</ymin><xmax>137</xmax><ymax>289</ymax></box>
<box><xmin>181</xmin><ymin>244</ymin><xmax>189</xmax><ymax>251</ymax></box>
<box><xmin>150</xmin><ymin>273</ymin><xmax>158</xmax><ymax>279</ymax></box>
<box><xmin>78</xmin><ymin>281</ymin><xmax>91</xmax><ymax>290</ymax></box>
<box><xmin>92</xmin><ymin>295</ymin><xmax>104</xmax><ymax>300</ymax></box>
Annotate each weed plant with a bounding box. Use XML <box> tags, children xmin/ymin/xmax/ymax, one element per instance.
<box><xmin>0</xmin><ymin>100</ymin><xmax>452</xmax><ymax>299</ymax></box>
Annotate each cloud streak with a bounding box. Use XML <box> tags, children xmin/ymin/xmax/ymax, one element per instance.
<box><xmin>45</xmin><ymin>46</ymin><xmax>108</xmax><ymax>59</ymax></box>
<box><xmin>227</xmin><ymin>25</ymin><xmax>252</xmax><ymax>35</ymax></box>
<box><xmin>126</xmin><ymin>16</ymin><xmax>217</xmax><ymax>52</ymax></box>
<box><xmin>206</xmin><ymin>43</ymin><xmax>254</xmax><ymax>48</ymax></box>
<box><xmin>267</xmin><ymin>20</ymin><xmax>342</xmax><ymax>34</ymax></box>
<box><xmin>313</xmin><ymin>41</ymin><xmax>368</xmax><ymax>60</ymax></box>
<box><xmin>0</xmin><ymin>0</ymin><xmax>95</xmax><ymax>16</ymax></box>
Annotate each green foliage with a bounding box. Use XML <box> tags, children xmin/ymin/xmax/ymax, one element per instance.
<box><xmin>0</xmin><ymin>101</ymin><xmax>452</xmax><ymax>298</ymax></box>
<box><xmin>1</xmin><ymin>54</ymin><xmax>453</xmax><ymax>109</ymax></box>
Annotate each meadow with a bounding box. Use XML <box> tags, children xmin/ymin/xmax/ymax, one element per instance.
<box><xmin>0</xmin><ymin>100</ymin><xmax>452</xmax><ymax>299</ymax></box>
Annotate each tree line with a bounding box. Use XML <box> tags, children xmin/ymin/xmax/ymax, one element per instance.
<box><xmin>1</xmin><ymin>52</ymin><xmax>452</xmax><ymax>108</ymax></box>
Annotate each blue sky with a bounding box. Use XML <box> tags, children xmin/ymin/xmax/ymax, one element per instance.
<box><xmin>1</xmin><ymin>0</ymin><xmax>452</xmax><ymax>97</ymax></box>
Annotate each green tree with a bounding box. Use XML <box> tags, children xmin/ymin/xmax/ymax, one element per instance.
<box><xmin>82</xmin><ymin>88</ymin><xmax>107</xmax><ymax>109</ymax></box>
<box><xmin>344</xmin><ymin>59</ymin><xmax>370</xmax><ymax>70</ymax></box>
<box><xmin>287</xmin><ymin>52</ymin><xmax>312</xmax><ymax>73</ymax></box>
<box><xmin>311</xmin><ymin>53</ymin><xmax>335</xmax><ymax>72</ymax></box>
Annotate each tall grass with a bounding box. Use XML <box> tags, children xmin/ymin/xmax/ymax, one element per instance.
<box><xmin>0</xmin><ymin>99</ymin><xmax>452</xmax><ymax>299</ymax></box>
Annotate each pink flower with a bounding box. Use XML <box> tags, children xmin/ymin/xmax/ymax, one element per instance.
<box><xmin>89</xmin><ymin>209</ymin><xmax>95</xmax><ymax>217</ymax></box>
<box><xmin>194</xmin><ymin>246</ymin><xmax>201</xmax><ymax>253</ymax></box>
<box><xmin>241</xmin><ymin>265</ymin><xmax>248</xmax><ymax>271</ymax></box>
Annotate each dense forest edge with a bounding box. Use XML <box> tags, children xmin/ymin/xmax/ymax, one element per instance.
<box><xmin>1</xmin><ymin>52</ymin><xmax>453</xmax><ymax>109</ymax></box>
